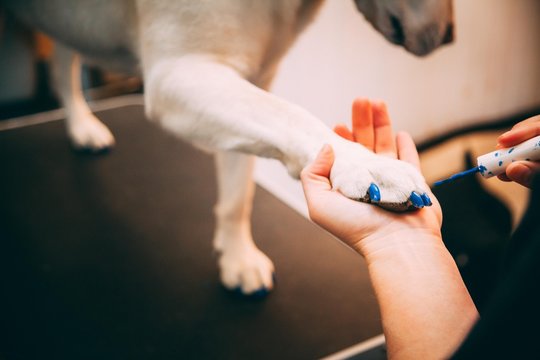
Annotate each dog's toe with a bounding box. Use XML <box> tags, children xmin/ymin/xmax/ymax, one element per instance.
<box><xmin>331</xmin><ymin>143</ymin><xmax>431</xmax><ymax>212</ymax></box>
<box><xmin>218</xmin><ymin>245</ymin><xmax>275</xmax><ymax>296</ymax></box>
<box><xmin>68</xmin><ymin>115</ymin><xmax>115</xmax><ymax>152</ymax></box>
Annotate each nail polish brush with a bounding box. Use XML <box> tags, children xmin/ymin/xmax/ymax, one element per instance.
<box><xmin>434</xmin><ymin>135</ymin><xmax>540</xmax><ymax>186</ymax></box>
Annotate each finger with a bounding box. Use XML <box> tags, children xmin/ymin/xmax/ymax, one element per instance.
<box><xmin>497</xmin><ymin>173</ymin><xmax>512</xmax><ymax>182</ymax></box>
<box><xmin>497</xmin><ymin>115</ymin><xmax>540</xmax><ymax>147</ymax></box>
<box><xmin>300</xmin><ymin>144</ymin><xmax>335</xmax><ymax>194</ymax></box>
<box><xmin>396</xmin><ymin>131</ymin><xmax>421</xmax><ymax>170</ymax></box>
<box><xmin>333</xmin><ymin>123</ymin><xmax>354</xmax><ymax>141</ymax></box>
<box><xmin>352</xmin><ymin>98</ymin><xmax>375</xmax><ymax>150</ymax></box>
<box><xmin>372</xmin><ymin>101</ymin><xmax>397</xmax><ymax>158</ymax></box>
<box><xmin>300</xmin><ymin>144</ymin><xmax>341</xmax><ymax>225</ymax></box>
<box><xmin>505</xmin><ymin>161</ymin><xmax>540</xmax><ymax>188</ymax></box>
<box><xmin>511</xmin><ymin>114</ymin><xmax>540</xmax><ymax>129</ymax></box>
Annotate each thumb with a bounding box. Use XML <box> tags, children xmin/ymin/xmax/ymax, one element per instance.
<box><xmin>300</xmin><ymin>144</ymin><xmax>335</xmax><ymax>194</ymax></box>
<box><xmin>505</xmin><ymin>161</ymin><xmax>540</xmax><ymax>188</ymax></box>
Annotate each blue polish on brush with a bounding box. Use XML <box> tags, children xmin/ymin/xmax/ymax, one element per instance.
<box><xmin>434</xmin><ymin>135</ymin><xmax>540</xmax><ymax>187</ymax></box>
<box><xmin>434</xmin><ymin>167</ymin><xmax>482</xmax><ymax>187</ymax></box>
<box><xmin>478</xmin><ymin>165</ymin><xmax>487</xmax><ymax>175</ymax></box>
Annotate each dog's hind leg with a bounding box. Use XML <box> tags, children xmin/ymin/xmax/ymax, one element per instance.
<box><xmin>213</xmin><ymin>151</ymin><xmax>275</xmax><ymax>295</ymax></box>
<box><xmin>50</xmin><ymin>42</ymin><xmax>115</xmax><ymax>151</ymax></box>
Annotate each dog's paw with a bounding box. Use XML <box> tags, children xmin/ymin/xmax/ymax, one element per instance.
<box><xmin>331</xmin><ymin>141</ymin><xmax>432</xmax><ymax>211</ymax></box>
<box><xmin>217</xmin><ymin>242</ymin><xmax>275</xmax><ymax>296</ymax></box>
<box><xmin>67</xmin><ymin>114</ymin><xmax>115</xmax><ymax>152</ymax></box>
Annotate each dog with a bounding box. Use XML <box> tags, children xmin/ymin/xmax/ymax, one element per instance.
<box><xmin>2</xmin><ymin>0</ymin><xmax>453</xmax><ymax>295</ymax></box>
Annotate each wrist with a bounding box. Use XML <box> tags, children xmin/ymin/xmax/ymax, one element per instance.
<box><xmin>360</xmin><ymin>228</ymin><xmax>478</xmax><ymax>359</ymax></box>
<box><xmin>354</xmin><ymin>227</ymin><xmax>445</xmax><ymax>267</ymax></box>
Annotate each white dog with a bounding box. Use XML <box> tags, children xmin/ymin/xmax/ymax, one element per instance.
<box><xmin>3</xmin><ymin>0</ymin><xmax>453</xmax><ymax>295</ymax></box>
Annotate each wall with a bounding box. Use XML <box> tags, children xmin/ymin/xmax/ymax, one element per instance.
<box><xmin>254</xmin><ymin>0</ymin><xmax>540</xmax><ymax>216</ymax></box>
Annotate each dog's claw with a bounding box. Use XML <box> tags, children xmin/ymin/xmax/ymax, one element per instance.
<box><xmin>250</xmin><ymin>288</ymin><xmax>270</xmax><ymax>298</ymax></box>
<box><xmin>231</xmin><ymin>286</ymin><xmax>270</xmax><ymax>299</ymax></box>
<box><xmin>421</xmin><ymin>192</ymin><xmax>432</xmax><ymax>206</ymax></box>
<box><xmin>368</xmin><ymin>183</ymin><xmax>381</xmax><ymax>203</ymax></box>
<box><xmin>409</xmin><ymin>191</ymin><xmax>424</xmax><ymax>208</ymax></box>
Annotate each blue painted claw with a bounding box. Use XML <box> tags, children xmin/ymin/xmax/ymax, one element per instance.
<box><xmin>421</xmin><ymin>193</ymin><xmax>432</xmax><ymax>206</ymax></box>
<box><xmin>250</xmin><ymin>288</ymin><xmax>270</xmax><ymax>299</ymax></box>
<box><xmin>409</xmin><ymin>191</ymin><xmax>424</xmax><ymax>208</ymax></box>
<box><xmin>368</xmin><ymin>183</ymin><xmax>381</xmax><ymax>203</ymax></box>
<box><xmin>232</xmin><ymin>286</ymin><xmax>269</xmax><ymax>299</ymax></box>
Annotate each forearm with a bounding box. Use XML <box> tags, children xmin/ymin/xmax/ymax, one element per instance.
<box><xmin>364</xmin><ymin>232</ymin><xmax>479</xmax><ymax>359</ymax></box>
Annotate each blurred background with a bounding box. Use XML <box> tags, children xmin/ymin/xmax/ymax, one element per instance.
<box><xmin>0</xmin><ymin>14</ymin><xmax>142</xmax><ymax>120</ymax></box>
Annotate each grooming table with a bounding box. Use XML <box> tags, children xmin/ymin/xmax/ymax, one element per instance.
<box><xmin>0</xmin><ymin>98</ymin><xmax>384</xmax><ymax>359</ymax></box>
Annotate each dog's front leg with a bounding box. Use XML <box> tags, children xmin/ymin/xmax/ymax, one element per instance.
<box><xmin>145</xmin><ymin>55</ymin><xmax>430</xmax><ymax>210</ymax></box>
<box><xmin>144</xmin><ymin>55</ymin><xmax>329</xmax><ymax>177</ymax></box>
<box><xmin>214</xmin><ymin>151</ymin><xmax>274</xmax><ymax>295</ymax></box>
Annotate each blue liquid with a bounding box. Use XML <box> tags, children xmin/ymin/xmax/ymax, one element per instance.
<box><xmin>433</xmin><ymin>167</ymin><xmax>480</xmax><ymax>187</ymax></box>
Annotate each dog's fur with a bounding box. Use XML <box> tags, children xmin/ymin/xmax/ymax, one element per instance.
<box><xmin>2</xmin><ymin>0</ymin><xmax>453</xmax><ymax>294</ymax></box>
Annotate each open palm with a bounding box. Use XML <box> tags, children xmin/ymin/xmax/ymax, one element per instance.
<box><xmin>301</xmin><ymin>99</ymin><xmax>442</xmax><ymax>257</ymax></box>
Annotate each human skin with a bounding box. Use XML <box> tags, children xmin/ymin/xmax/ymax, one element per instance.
<box><xmin>497</xmin><ymin>114</ymin><xmax>540</xmax><ymax>188</ymax></box>
<box><xmin>300</xmin><ymin>99</ymin><xmax>479</xmax><ymax>359</ymax></box>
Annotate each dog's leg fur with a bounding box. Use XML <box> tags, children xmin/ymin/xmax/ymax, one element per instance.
<box><xmin>50</xmin><ymin>43</ymin><xmax>115</xmax><ymax>151</ymax></box>
<box><xmin>143</xmin><ymin>55</ymin><xmax>429</xmax><ymax>293</ymax></box>
<box><xmin>144</xmin><ymin>55</ymin><xmax>428</xmax><ymax>206</ymax></box>
<box><xmin>213</xmin><ymin>76</ymin><xmax>279</xmax><ymax>294</ymax></box>
<box><xmin>145</xmin><ymin>56</ymin><xmax>328</xmax><ymax>175</ymax></box>
<box><xmin>214</xmin><ymin>151</ymin><xmax>274</xmax><ymax>294</ymax></box>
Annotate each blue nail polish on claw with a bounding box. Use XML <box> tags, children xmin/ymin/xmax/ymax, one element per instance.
<box><xmin>232</xmin><ymin>286</ymin><xmax>269</xmax><ymax>299</ymax></box>
<box><xmin>421</xmin><ymin>193</ymin><xmax>432</xmax><ymax>206</ymax></box>
<box><xmin>368</xmin><ymin>183</ymin><xmax>381</xmax><ymax>203</ymax></box>
<box><xmin>251</xmin><ymin>288</ymin><xmax>269</xmax><ymax>298</ymax></box>
<box><xmin>410</xmin><ymin>191</ymin><xmax>424</xmax><ymax>208</ymax></box>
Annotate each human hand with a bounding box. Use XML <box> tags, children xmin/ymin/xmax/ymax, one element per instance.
<box><xmin>300</xmin><ymin>99</ymin><xmax>443</xmax><ymax>259</ymax></box>
<box><xmin>497</xmin><ymin>115</ymin><xmax>540</xmax><ymax>188</ymax></box>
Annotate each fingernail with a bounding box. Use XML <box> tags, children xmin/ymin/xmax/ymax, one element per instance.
<box><xmin>368</xmin><ymin>183</ymin><xmax>381</xmax><ymax>203</ymax></box>
<box><xmin>409</xmin><ymin>191</ymin><xmax>424</xmax><ymax>208</ymax></box>
<box><xmin>421</xmin><ymin>193</ymin><xmax>432</xmax><ymax>206</ymax></box>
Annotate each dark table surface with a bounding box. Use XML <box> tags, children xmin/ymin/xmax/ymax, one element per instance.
<box><xmin>0</xmin><ymin>105</ymin><xmax>383</xmax><ymax>360</ymax></box>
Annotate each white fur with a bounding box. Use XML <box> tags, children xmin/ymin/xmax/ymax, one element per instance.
<box><xmin>4</xmin><ymin>0</ymin><xmax>451</xmax><ymax>294</ymax></box>
<box><xmin>51</xmin><ymin>43</ymin><xmax>115</xmax><ymax>150</ymax></box>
